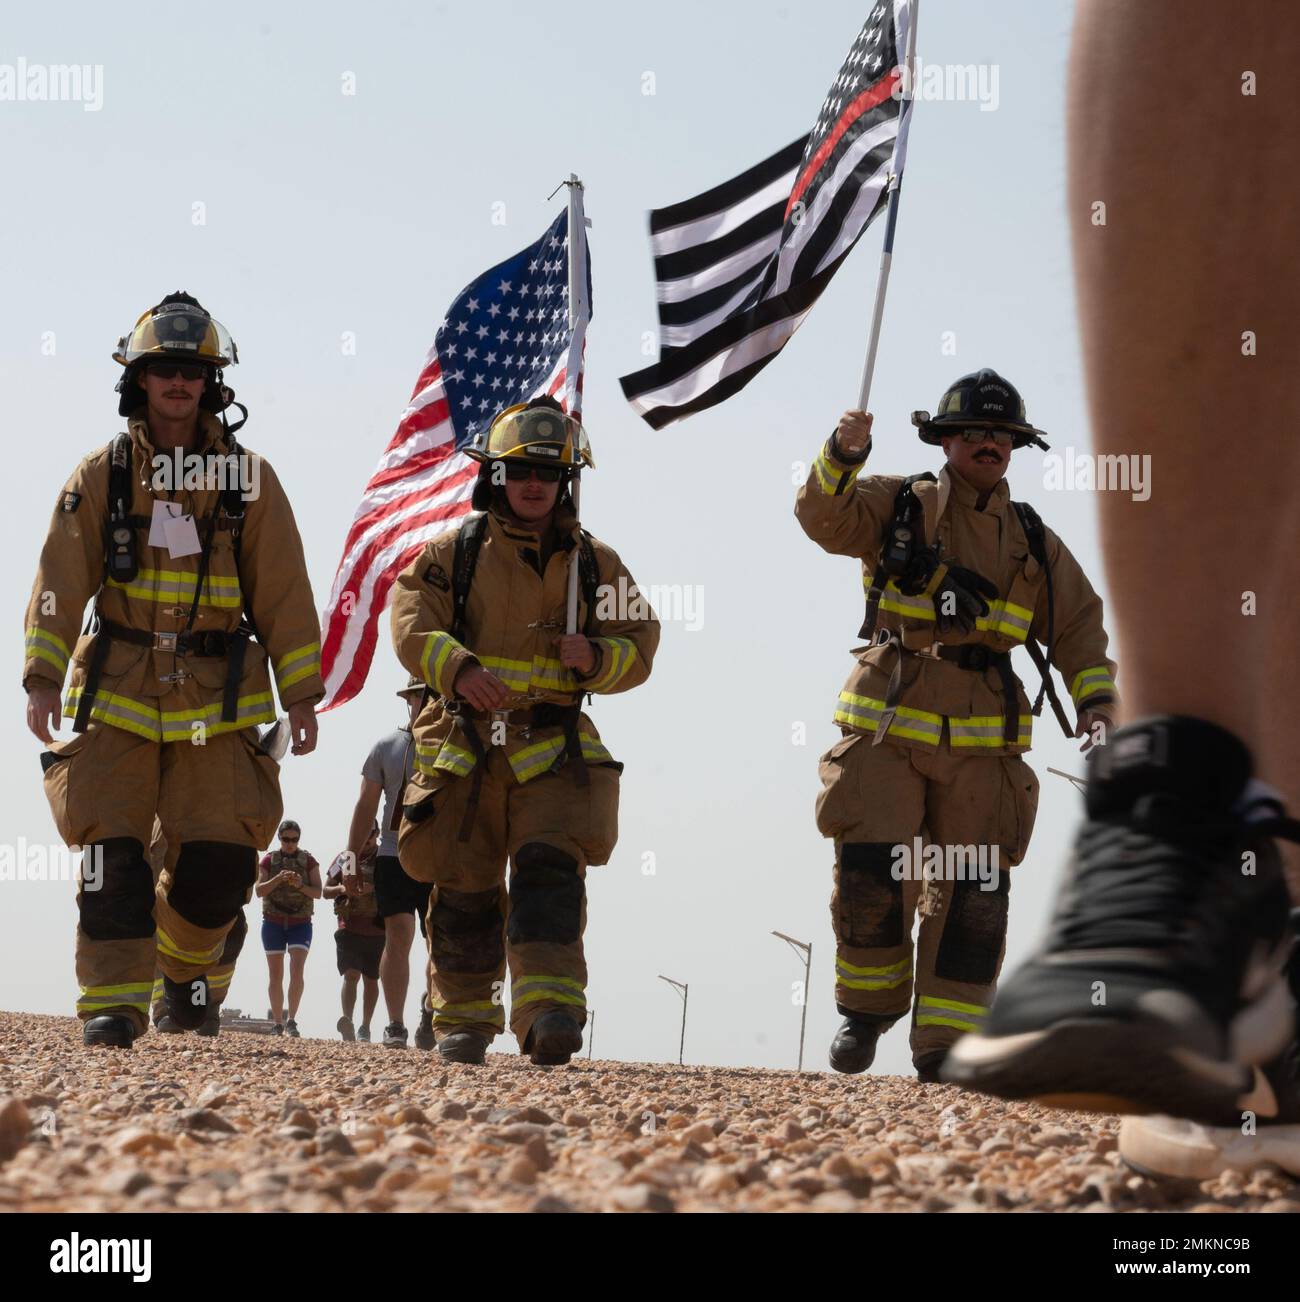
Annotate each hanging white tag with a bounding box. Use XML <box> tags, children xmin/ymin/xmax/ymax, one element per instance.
<box><xmin>148</xmin><ymin>499</ymin><xmax>183</xmax><ymax>548</ymax></box>
<box><xmin>163</xmin><ymin>511</ymin><xmax>202</xmax><ymax>558</ymax></box>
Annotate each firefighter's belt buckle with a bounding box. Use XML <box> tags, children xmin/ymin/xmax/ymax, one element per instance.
<box><xmin>159</xmin><ymin>670</ymin><xmax>189</xmax><ymax>684</ymax></box>
<box><xmin>155</xmin><ymin>631</ymin><xmax>178</xmax><ymax>652</ymax></box>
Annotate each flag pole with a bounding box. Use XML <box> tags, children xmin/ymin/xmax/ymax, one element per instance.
<box><xmin>856</xmin><ymin>0</ymin><xmax>920</xmax><ymax>411</ymax></box>
<box><xmin>563</xmin><ymin>173</ymin><xmax>590</xmax><ymax>635</ymax></box>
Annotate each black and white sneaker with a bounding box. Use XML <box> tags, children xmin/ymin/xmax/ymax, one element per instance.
<box><xmin>943</xmin><ymin>717</ymin><xmax>1297</xmax><ymax>1123</ymax></box>
<box><xmin>1121</xmin><ymin>916</ymin><xmax>1300</xmax><ymax>1179</ymax></box>
<box><xmin>383</xmin><ymin>1021</ymin><xmax>408</xmax><ymax>1049</ymax></box>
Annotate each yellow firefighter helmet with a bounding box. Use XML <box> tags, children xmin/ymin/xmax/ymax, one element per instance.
<box><xmin>465</xmin><ymin>398</ymin><xmax>594</xmax><ymax>471</ymax></box>
<box><xmin>112</xmin><ymin>293</ymin><xmax>237</xmax><ymax>369</ymax></box>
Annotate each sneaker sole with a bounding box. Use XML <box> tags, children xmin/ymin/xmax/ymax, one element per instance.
<box><xmin>337</xmin><ymin>1017</ymin><xmax>355</xmax><ymax>1042</ymax></box>
<box><xmin>1119</xmin><ymin>1113</ymin><xmax>1300</xmax><ymax>1180</ymax></box>
<box><xmin>941</xmin><ymin>1020</ymin><xmax>1255</xmax><ymax>1125</ymax></box>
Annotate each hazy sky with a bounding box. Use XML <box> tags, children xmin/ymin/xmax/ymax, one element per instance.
<box><xmin>3</xmin><ymin>0</ymin><xmax>1115</xmax><ymax>1076</ymax></box>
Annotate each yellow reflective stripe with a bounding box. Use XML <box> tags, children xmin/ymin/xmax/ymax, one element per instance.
<box><xmin>208</xmin><ymin>970</ymin><xmax>233</xmax><ymax>991</ymax></box>
<box><xmin>480</xmin><ymin>655</ymin><xmax>533</xmax><ymax>690</ymax></box>
<box><xmin>430</xmin><ymin>997</ymin><xmax>505</xmax><ymax>1025</ymax></box>
<box><xmin>513</xmin><ymin>989</ymin><xmax>587</xmax><ymax>1008</ymax></box>
<box><xmin>918</xmin><ymin>995</ymin><xmax>987</xmax><ymax>1016</ymax></box>
<box><xmin>508</xmin><ymin>731</ymin><xmax>611</xmax><ymax>783</ymax></box>
<box><xmin>836</xmin><ymin>955</ymin><xmax>911</xmax><ymax>978</ymax></box>
<box><xmin>25</xmin><ymin>627</ymin><xmax>71</xmax><ymax>675</ymax></box>
<box><xmin>915</xmin><ymin>1014</ymin><xmax>979</xmax><ymax>1031</ymax></box>
<box><xmin>587</xmin><ymin>636</ymin><xmax>637</xmax><ymax>693</ymax></box>
<box><xmin>950</xmin><ymin>730</ymin><xmax>1033</xmax><ymax>749</ymax></box>
<box><xmin>1071</xmin><ymin>666</ymin><xmax>1116</xmax><ymax>704</ymax></box>
<box><xmin>422</xmin><ymin>631</ymin><xmax>466</xmax><ymax>696</ymax></box>
<box><xmin>159</xmin><ymin>693</ymin><xmax>275</xmax><ymax>741</ymax></box>
<box><xmin>509</xmin><ymin>735</ymin><xmax>565</xmax><ymax>782</ymax></box>
<box><xmin>275</xmin><ymin>642</ymin><xmax>320</xmax><ymax>691</ymax></box>
<box><xmin>834</xmin><ymin>692</ymin><xmax>943</xmax><ymax>745</ymax></box>
<box><xmin>63</xmin><ymin>687</ymin><xmax>161</xmax><ymax>741</ymax></box>
<box><xmin>513</xmin><ymin>974</ymin><xmax>584</xmax><ymax>993</ymax></box>
<box><xmin>77</xmin><ymin>982</ymin><xmax>153</xmax><ymax>1010</ymax></box>
<box><xmin>870</xmin><ymin>577</ymin><xmax>936</xmax><ymax>621</ymax></box>
<box><xmin>812</xmin><ymin>444</ymin><xmax>863</xmax><ymax>495</ymax></box>
<box><xmin>108</xmin><ymin>567</ymin><xmax>242</xmax><ymax>608</ymax></box>
<box><xmin>836</xmin><ymin>964</ymin><xmax>913</xmax><ymax>991</ymax></box>
<box><xmin>156</xmin><ymin>927</ymin><xmax>223</xmax><ymax>966</ymax></box>
<box><xmin>529</xmin><ymin>656</ymin><xmax>577</xmax><ymax>692</ymax></box>
<box><xmin>415</xmin><ymin>738</ymin><xmax>476</xmax><ymax>777</ymax></box>
<box><xmin>63</xmin><ymin>687</ymin><xmax>275</xmax><ymax>742</ymax></box>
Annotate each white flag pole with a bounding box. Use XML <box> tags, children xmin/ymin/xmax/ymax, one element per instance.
<box><xmin>856</xmin><ymin>0</ymin><xmax>920</xmax><ymax>411</ymax></box>
<box><xmin>562</xmin><ymin>173</ymin><xmax>590</xmax><ymax>635</ymax></box>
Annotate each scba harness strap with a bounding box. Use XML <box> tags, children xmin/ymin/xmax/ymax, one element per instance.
<box><xmin>445</xmin><ymin>511</ymin><xmax>602</xmax><ymax>841</ymax></box>
<box><xmin>1009</xmin><ymin>500</ymin><xmax>1073</xmax><ymax>738</ymax></box>
<box><xmin>858</xmin><ymin>472</ymin><xmax>936</xmax><ymax>642</ymax></box>
<box><xmin>858</xmin><ymin>477</ymin><xmax>1074</xmax><ymax>745</ymax></box>
<box><xmin>74</xmin><ymin>431</ymin><xmax>254</xmax><ymax>734</ymax></box>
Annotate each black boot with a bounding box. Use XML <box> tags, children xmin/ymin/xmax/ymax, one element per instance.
<box><xmin>160</xmin><ymin>974</ymin><xmax>209</xmax><ymax>1031</ymax></box>
<box><xmin>914</xmin><ymin>1052</ymin><xmax>947</xmax><ymax>1083</ymax></box>
<box><xmin>194</xmin><ymin>1004</ymin><xmax>221</xmax><ymax>1038</ymax></box>
<box><xmin>437</xmin><ymin>1030</ymin><xmax>489</xmax><ymax>1065</ymax></box>
<box><xmin>413</xmin><ymin>1005</ymin><xmax>435</xmax><ymax>1052</ymax></box>
<box><xmin>526</xmin><ymin>1010</ymin><xmax>583</xmax><ymax>1066</ymax></box>
<box><xmin>83</xmin><ymin>1015</ymin><xmax>139</xmax><ymax>1048</ymax></box>
<box><xmin>829</xmin><ymin>1014</ymin><xmax>884</xmax><ymax>1074</ymax></box>
<box><xmin>943</xmin><ymin>717</ymin><xmax>1298</xmax><ymax>1123</ymax></box>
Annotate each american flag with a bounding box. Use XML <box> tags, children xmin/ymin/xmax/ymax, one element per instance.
<box><xmin>620</xmin><ymin>1</ymin><xmax>913</xmax><ymax>428</ymax></box>
<box><xmin>319</xmin><ymin>206</ymin><xmax>592</xmax><ymax>710</ymax></box>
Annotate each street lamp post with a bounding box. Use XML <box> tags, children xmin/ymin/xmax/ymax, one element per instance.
<box><xmin>771</xmin><ymin>931</ymin><xmax>813</xmax><ymax>1072</ymax></box>
<box><xmin>657</xmin><ymin>975</ymin><xmax>688</xmax><ymax>1066</ymax></box>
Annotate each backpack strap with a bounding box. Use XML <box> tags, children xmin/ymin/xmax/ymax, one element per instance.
<box><xmin>576</xmin><ymin>531</ymin><xmax>600</xmax><ymax>637</ymax></box>
<box><xmin>450</xmin><ymin>512</ymin><xmax>489</xmax><ymax>644</ymax></box>
<box><xmin>105</xmin><ymin>432</ymin><xmax>140</xmax><ymax>585</ymax></box>
<box><xmin>858</xmin><ymin>472</ymin><xmax>936</xmax><ymax>641</ymax></box>
<box><xmin>1011</xmin><ymin>501</ymin><xmax>1073</xmax><ymax>737</ymax></box>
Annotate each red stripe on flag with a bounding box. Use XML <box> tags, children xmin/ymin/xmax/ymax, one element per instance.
<box><xmin>318</xmin><ymin>469</ymin><xmax>476</xmax><ymax>708</ymax></box>
<box><xmin>320</xmin><ymin>538</ymin><xmax>429</xmax><ymax>710</ymax></box>
<box><xmin>785</xmin><ymin>69</ymin><xmax>900</xmax><ymax>219</ymax></box>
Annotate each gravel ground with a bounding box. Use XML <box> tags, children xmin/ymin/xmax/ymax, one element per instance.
<box><xmin>1</xmin><ymin>1010</ymin><xmax>1296</xmax><ymax>1213</ymax></box>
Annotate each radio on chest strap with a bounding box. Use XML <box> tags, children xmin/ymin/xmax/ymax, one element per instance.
<box><xmin>73</xmin><ymin>430</ymin><xmax>254</xmax><ymax>734</ymax></box>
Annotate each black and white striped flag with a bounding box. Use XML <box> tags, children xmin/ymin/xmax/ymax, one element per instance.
<box><xmin>620</xmin><ymin>1</ymin><xmax>914</xmax><ymax>429</ymax></box>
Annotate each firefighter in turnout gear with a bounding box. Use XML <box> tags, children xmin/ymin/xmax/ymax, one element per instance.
<box><xmin>24</xmin><ymin>292</ymin><xmax>323</xmax><ymax>1048</ymax></box>
<box><xmin>391</xmin><ymin>396</ymin><xmax>659</xmax><ymax>1067</ymax></box>
<box><xmin>795</xmin><ymin>370</ymin><xmax>1118</xmax><ymax>1079</ymax></box>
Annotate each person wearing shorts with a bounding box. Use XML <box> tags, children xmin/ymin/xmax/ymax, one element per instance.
<box><xmin>255</xmin><ymin>819</ymin><xmax>320</xmax><ymax>1036</ymax></box>
<box><xmin>344</xmin><ymin>680</ymin><xmax>434</xmax><ymax>1049</ymax></box>
<box><xmin>323</xmin><ymin>824</ymin><xmax>384</xmax><ymax>1042</ymax></box>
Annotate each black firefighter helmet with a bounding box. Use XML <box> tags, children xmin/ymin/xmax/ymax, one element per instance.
<box><xmin>910</xmin><ymin>368</ymin><xmax>1050</xmax><ymax>450</ymax></box>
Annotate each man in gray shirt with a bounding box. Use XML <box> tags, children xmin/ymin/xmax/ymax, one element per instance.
<box><xmin>344</xmin><ymin>679</ymin><xmax>432</xmax><ymax>1049</ymax></box>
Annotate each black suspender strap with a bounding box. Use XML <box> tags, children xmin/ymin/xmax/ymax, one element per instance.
<box><xmin>1011</xmin><ymin>501</ymin><xmax>1073</xmax><ymax>739</ymax></box>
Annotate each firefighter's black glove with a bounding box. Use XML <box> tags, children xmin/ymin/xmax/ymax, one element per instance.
<box><xmin>897</xmin><ymin>546</ymin><xmax>999</xmax><ymax>636</ymax></box>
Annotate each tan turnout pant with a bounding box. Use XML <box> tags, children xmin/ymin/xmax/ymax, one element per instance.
<box><xmin>816</xmin><ymin>731</ymin><xmax>1040</xmax><ymax>1060</ymax></box>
